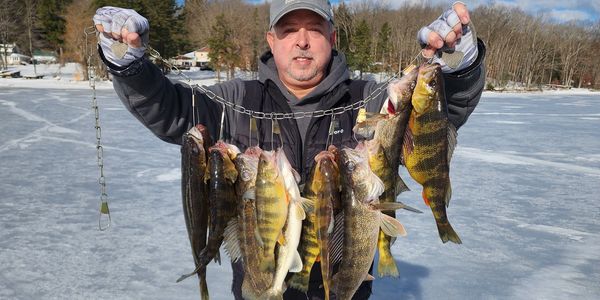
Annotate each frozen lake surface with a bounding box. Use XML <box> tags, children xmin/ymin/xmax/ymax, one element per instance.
<box><xmin>1</xmin><ymin>76</ymin><xmax>599</xmax><ymax>299</ymax></box>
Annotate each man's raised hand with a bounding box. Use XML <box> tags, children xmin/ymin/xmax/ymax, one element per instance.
<box><xmin>417</xmin><ymin>2</ymin><xmax>478</xmax><ymax>73</ymax></box>
<box><xmin>93</xmin><ymin>6</ymin><xmax>149</xmax><ymax>67</ymax></box>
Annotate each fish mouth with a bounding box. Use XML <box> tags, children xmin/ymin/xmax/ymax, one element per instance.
<box><xmin>419</xmin><ymin>64</ymin><xmax>440</xmax><ymax>84</ymax></box>
<box><xmin>259</xmin><ymin>150</ymin><xmax>277</xmax><ymax>167</ymax></box>
<box><xmin>314</xmin><ymin>150</ymin><xmax>335</xmax><ymax>163</ymax></box>
<box><xmin>186</xmin><ymin>126</ymin><xmax>203</xmax><ymax>141</ymax></box>
<box><xmin>244</xmin><ymin>146</ymin><xmax>262</xmax><ymax>158</ymax></box>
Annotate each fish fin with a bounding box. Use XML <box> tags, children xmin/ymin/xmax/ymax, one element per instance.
<box><xmin>447</xmin><ymin>122</ymin><xmax>458</xmax><ymax>164</ymax></box>
<box><xmin>242</xmin><ymin>189</ymin><xmax>256</xmax><ymax>200</ymax></box>
<box><xmin>377</xmin><ymin>231</ymin><xmax>399</xmax><ymax>277</ymax></box>
<box><xmin>436</xmin><ymin>221</ymin><xmax>462</xmax><ymax>244</ymax></box>
<box><xmin>200</xmin><ymin>276</ymin><xmax>209</xmax><ymax>300</ymax></box>
<box><xmin>402</xmin><ymin>125</ymin><xmax>414</xmax><ymax>161</ymax></box>
<box><xmin>277</xmin><ymin>232</ymin><xmax>287</xmax><ymax>246</ymax></box>
<box><xmin>367</xmin><ymin>172</ymin><xmax>385</xmax><ymax>201</ymax></box>
<box><xmin>287</xmin><ymin>272</ymin><xmax>310</xmax><ymax>293</ymax></box>
<box><xmin>401</xmin><ymin>201</ymin><xmax>423</xmax><ymax>213</ymax></box>
<box><xmin>176</xmin><ymin>264</ymin><xmax>203</xmax><ymax>283</ymax></box>
<box><xmin>295</xmin><ymin>202</ymin><xmax>306</xmax><ymax>220</ymax></box>
<box><xmin>327</xmin><ymin>209</ymin><xmax>335</xmax><ymax>234</ymax></box>
<box><xmin>222</xmin><ymin>218</ymin><xmax>242</xmax><ymax>263</ymax></box>
<box><xmin>372</xmin><ymin>202</ymin><xmax>422</xmax><ymax>213</ymax></box>
<box><xmin>214</xmin><ymin>251</ymin><xmax>221</xmax><ymax>264</ymax></box>
<box><xmin>291</xmin><ymin>168</ymin><xmax>302</xmax><ymax>184</ymax></box>
<box><xmin>394</xmin><ymin>174</ymin><xmax>410</xmax><ymax>195</ymax></box>
<box><xmin>330</xmin><ymin>273</ymin><xmax>339</xmax><ymax>294</ymax></box>
<box><xmin>255</xmin><ymin>227</ymin><xmax>264</xmax><ymax>249</ymax></box>
<box><xmin>289</xmin><ymin>250</ymin><xmax>303</xmax><ymax>273</ymax></box>
<box><xmin>299</xmin><ymin>197</ymin><xmax>314</xmax><ymax>215</ymax></box>
<box><xmin>329</xmin><ymin>212</ymin><xmax>345</xmax><ymax>267</ymax></box>
<box><xmin>364</xmin><ymin>274</ymin><xmax>375</xmax><ymax>281</ymax></box>
<box><xmin>399</xmin><ymin>150</ymin><xmax>406</xmax><ymax>166</ymax></box>
<box><xmin>422</xmin><ymin>191</ymin><xmax>431</xmax><ymax>207</ymax></box>
<box><xmin>380</xmin><ymin>213</ymin><xmax>407</xmax><ymax>237</ymax></box>
<box><xmin>445</xmin><ymin>182</ymin><xmax>452</xmax><ymax>207</ymax></box>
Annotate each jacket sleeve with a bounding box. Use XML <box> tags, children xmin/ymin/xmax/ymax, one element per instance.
<box><xmin>443</xmin><ymin>38</ymin><xmax>486</xmax><ymax>129</ymax></box>
<box><xmin>99</xmin><ymin>46</ymin><xmax>245</xmax><ymax>145</ymax></box>
<box><xmin>364</xmin><ymin>38</ymin><xmax>486</xmax><ymax>130</ymax></box>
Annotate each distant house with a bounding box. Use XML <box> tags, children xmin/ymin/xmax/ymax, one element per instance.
<box><xmin>1</xmin><ymin>43</ymin><xmax>30</xmax><ymax>65</ymax></box>
<box><xmin>8</xmin><ymin>53</ymin><xmax>31</xmax><ymax>65</ymax></box>
<box><xmin>170</xmin><ymin>52</ymin><xmax>195</xmax><ymax>69</ymax></box>
<box><xmin>32</xmin><ymin>49</ymin><xmax>57</xmax><ymax>64</ymax></box>
<box><xmin>170</xmin><ymin>47</ymin><xmax>211</xmax><ymax>70</ymax></box>
<box><xmin>0</xmin><ymin>43</ymin><xmax>18</xmax><ymax>55</ymax></box>
<box><xmin>195</xmin><ymin>47</ymin><xmax>211</xmax><ymax>70</ymax></box>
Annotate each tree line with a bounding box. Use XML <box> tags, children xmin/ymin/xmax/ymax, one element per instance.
<box><xmin>1</xmin><ymin>0</ymin><xmax>598</xmax><ymax>89</ymax></box>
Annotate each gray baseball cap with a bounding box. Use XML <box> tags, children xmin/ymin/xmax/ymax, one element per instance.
<box><xmin>270</xmin><ymin>0</ymin><xmax>334</xmax><ymax>28</ymax></box>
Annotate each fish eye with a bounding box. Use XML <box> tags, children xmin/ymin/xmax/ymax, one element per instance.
<box><xmin>347</xmin><ymin>161</ymin><xmax>355</xmax><ymax>171</ymax></box>
<box><xmin>241</xmin><ymin>169</ymin><xmax>252</xmax><ymax>181</ymax></box>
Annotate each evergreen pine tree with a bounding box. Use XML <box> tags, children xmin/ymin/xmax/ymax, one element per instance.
<box><xmin>207</xmin><ymin>13</ymin><xmax>235</xmax><ymax>82</ymax></box>
<box><xmin>36</xmin><ymin>0</ymin><xmax>71</xmax><ymax>53</ymax></box>
<box><xmin>377</xmin><ymin>22</ymin><xmax>391</xmax><ymax>74</ymax></box>
<box><xmin>351</xmin><ymin>19</ymin><xmax>372</xmax><ymax>79</ymax></box>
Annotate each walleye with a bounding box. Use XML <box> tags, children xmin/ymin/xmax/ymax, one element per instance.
<box><xmin>354</xmin><ymin>66</ymin><xmax>421</xmax><ymax>277</ymax></box>
<box><xmin>255</xmin><ymin>149</ymin><xmax>289</xmax><ymax>273</ymax></box>
<box><xmin>180</xmin><ymin>124</ymin><xmax>211</xmax><ymax>298</ymax></box>
<box><xmin>231</xmin><ymin>146</ymin><xmax>273</xmax><ymax>300</ymax></box>
<box><xmin>402</xmin><ymin>63</ymin><xmax>461</xmax><ymax>244</ymax></box>
<box><xmin>330</xmin><ymin>144</ymin><xmax>407</xmax><ymax>300</ymax></box>
<box><xmin>365</xmin><ymin>139</ymin><xmax>400</xmax><ymax>278</ymax></box>
<box><xmin>264</xmin><ymin>150</ymin><xmax>308</xmax><ymax>298</ymax></box>
<box><xmin>177</xmin><ymin>141</ymin><xmax>240</xmax><ymax>282</ymax></box>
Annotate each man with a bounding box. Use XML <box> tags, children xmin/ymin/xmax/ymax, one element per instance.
<box><xmin>93</xmin><ymin>0</ymin><xmax>485</xmax><ymax>299</ymax></box>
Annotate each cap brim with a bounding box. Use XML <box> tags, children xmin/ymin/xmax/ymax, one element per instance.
<box><xmin>270</xmin><ymin>3</ymin><xmax>331</xmax><ymax>28</ymax></box>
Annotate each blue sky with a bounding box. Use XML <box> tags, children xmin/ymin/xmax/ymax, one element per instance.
<box><xmin>178</xmin><ymin>0</ymin><xmax>600</xmax><ymax>23</ymax></box>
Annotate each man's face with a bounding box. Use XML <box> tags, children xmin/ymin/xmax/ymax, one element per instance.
<box><xmin>267</xmin><ymin>9</ymin><xmax>336</xmax><ymax>92</ymax></box>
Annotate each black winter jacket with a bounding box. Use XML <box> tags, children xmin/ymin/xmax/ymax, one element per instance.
<box><xmin>100</xmin><ymin>40</ymin><xmax>486</xmax><ymax>181</ymax></box>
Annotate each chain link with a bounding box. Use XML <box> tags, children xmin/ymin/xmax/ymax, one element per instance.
<box><xmin>145</xmin><ymin>45</ymin><xmax>400</xmax><ymax>120</ymax></box>
<box><xmin>85</xmin><ymin>26</ymin><xmax>111</xmax><ymax>231</ymax></box>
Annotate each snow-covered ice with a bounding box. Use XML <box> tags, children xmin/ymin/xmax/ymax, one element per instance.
<box><xmin>1</xmin><ymin>65</ymin><xmax>599</xmax><ymax>299</ymax></box>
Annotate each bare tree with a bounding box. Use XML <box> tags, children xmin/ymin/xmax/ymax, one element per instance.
<box><xmin>62</xmin><ymin>0</ymin><xmax>96</xmax><ymax>80</ymax></box>
<box><xmin>176</xmin><ymin>1</ymin><xmax>600</xmax><ymax>88</ymax></box>
<box><xmin>0</xmin><ymin>1</ymin><xmax>25</xmax><ymax>69</ymax></box>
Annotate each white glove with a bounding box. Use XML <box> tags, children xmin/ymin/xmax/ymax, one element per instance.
<box><xmin>93</xmin><ymin>6</ymin><xmax>149</xmax><ymax>67</ymax></box>
<box><xmin>417</xmin><ymin>5</ymin><xmax>478</xmax><ymax>73</ymax></box>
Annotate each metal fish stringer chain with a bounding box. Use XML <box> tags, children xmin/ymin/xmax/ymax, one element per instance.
<box><xmin>85</xmin><ymin>26</ymin><xmax>111</xmax><ymax>230</ymax></box>
<box><xmin>144</xmin><ymin>45</ymin><xmax>421</xmax><ymax>121</ymax></box>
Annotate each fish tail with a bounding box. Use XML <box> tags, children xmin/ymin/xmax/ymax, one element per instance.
<box><xmin>200</xmin><ymin>275</ymin><xmax>209</xmax><ymax>300</ymax></box>
<box><xmin>323</xmin><ymin>281</ymin><xmax>330</xmax><ymax>300</ymax></box>
<box><xmin>376</xmin><ymin>231</ymin><xmax>399</xmax><ymax>277</ymax></box>
<box><xmin>436</xmin><ymin>221</ymin><xmax>462</xmax><ymax>244</ymax></box>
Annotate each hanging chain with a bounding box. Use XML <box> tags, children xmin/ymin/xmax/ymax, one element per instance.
<box><xmin>85</xmin><ymin>26</ymin><xmax>111</xmax><ymax>231</ymax></box>
<box><xmin>146</xmin><ymin>45</ymin><xmax>403</xmax><ymax>120</ymax></box>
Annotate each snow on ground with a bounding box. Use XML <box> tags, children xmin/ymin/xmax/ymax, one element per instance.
<box><xmin>1</xmin><ymin>65</ymin><xmax>599</xmax><ymax>299</ymax></box>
